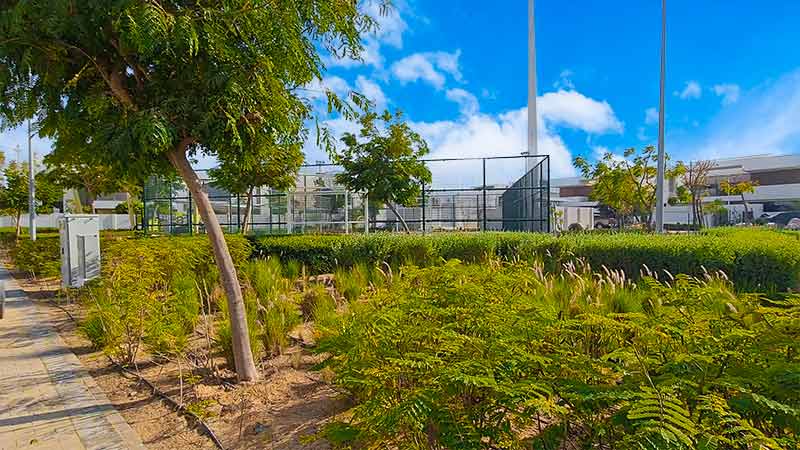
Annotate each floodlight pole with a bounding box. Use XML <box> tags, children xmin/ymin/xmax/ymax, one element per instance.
<box><xmin>28</xmin><ymin>119</ymin><xmax>36</xmax><ymax>241</ymax></box>
<box><xmin>655</xmin><ymin>0</ymin><xmax>667</xmax><ymax>233</ymax></box>
<box><xmin>526</xmin><ymin>0</ymin><xmax>538</xmax><ymax>173</ymax></box>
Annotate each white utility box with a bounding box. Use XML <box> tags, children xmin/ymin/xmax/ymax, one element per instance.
<box><xmin>59</xmin><ymin>214</ymin><xmax>101</xmax><ymax>288</ymax></box>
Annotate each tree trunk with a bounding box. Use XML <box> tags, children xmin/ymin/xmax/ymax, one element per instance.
<box><xmin>741</xmin><ymin>193</ymin><xmax>749</xmax><ymax>223</ymax></box>
<box><xmin>126</xmin><ymin>193</ymin><xmax>136</xmax><ymax>230</ymax></box>
<box><xmin>241</xmin><ymin>187</ymin><xmax>253</xmax><ymax>235</ymax></box>
<box><xmin>167</xmin><ymin>143</ymin><xmax>259</xmax><ymax>382</ymax></box>
<box><xmin>386</xmin><ymin>202</ymin><xmax>410</xmax><ymax>233</ymax></box>
<box><xmin>72</xmin><ymin>190</ymin><xmax>83</xmax><ymax>213</ymax></box>
<box><xmin>15</xmin><ymin>212</ymin><xmax>22</xmax><ymax>239</ymax></box>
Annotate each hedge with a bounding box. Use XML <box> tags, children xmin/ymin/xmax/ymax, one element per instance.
<box><xmin>1</xmin><ymin>230</ymin><xmax>251</xmax><ymax>282</ymax></box>
<box><xmin>252</xmin><ymin>229</ymin><xmax>800</xmax><ymax>293</ymax></box>
<box><xmin>101</xmin><ymin>234</ymin><xmax>252</xmax><ymax>283</ymax></box>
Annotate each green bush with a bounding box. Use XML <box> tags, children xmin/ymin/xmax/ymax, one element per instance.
<box><xmin>317</xmin><ymin>260</ymin><xmax>799</xmax><ymax>449</ymax></box>
<box><xmin>252</xmin><ymin>228</ymin><xmax>800</xmax><ymax>293</ymax></box>
<box><xmin>10</xmin><ymin>237</ymin><xmax>61</xmax><ymax>277</ymax></box>
<box><xmin>81</xmin><ymin>234</ymin><xmax>252</xmax><ymax>363</ymax></box>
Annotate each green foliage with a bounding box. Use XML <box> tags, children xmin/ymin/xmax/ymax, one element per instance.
<box><xmin>253</xmin><ymin>228</ymin><xmax>800</xmax><ymax>293</ymax></box>
<box><xmin>0</xmin><ymin>0</ymin><xmax>373</xmax><ymax>182</ymax></box>
<box><xmin>0</xmin><ymin>162</ymin><xmax>62</xmax><ymax>236</ymax></box>
<box><xmin>238</xmin><ymin>258</ymin><xmax>301</xmax><ymax>357</ymax></box>
<box><xmin>317</xmin><ymin>260</ymin><xmax>799</xmax><ymax>449</ymax></box>
<box><xmin>334</xmin><ymin>263</ymin><xmax>370</xmax><ymax>302</ymax></box>
<box><xmin>330</xmin><ymin>110</ymin><xmax>432</xmax><ymax>231</ymax></box>
<box><xmin>9</xmin><ymin>236</ymin><xmax>60</xmax><ymax>277</ymax></box>
<box><xmin>80</xmin><ymin>234</ymin><xmax>251</xmax><ymax>363</ymax></box>
<box><xmin>574</xmin><ymin>146</ymin><xmax>685</xmax><ymax>227</ymax></box>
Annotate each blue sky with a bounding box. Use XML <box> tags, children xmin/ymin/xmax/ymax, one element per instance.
<box><xmin>3</xmin><ymin>0</ymin><xmax>800</xmax><ymax>181</ymax></box>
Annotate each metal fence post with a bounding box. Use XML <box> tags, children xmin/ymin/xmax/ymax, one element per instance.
<box><xmin>364</xmin><ymin>192</ymin><xmax>369</xmax><ymax>234</ymax></box>
<box><xmin>344</xmin><ymin>190</ymin><xmax>350</xmax><ymax>234</ymax></box>
<box><xmin>236</xmin><ymin>193</ymin><xmax>241</xmax><ymax>233</ymax></box>
<box><xmin>188</xmin><ymin>189</ymin><xmax>193</xmax><ymax>235</ymax></box>
<box><xmin>482</xmin><ymin>158</ymin><xmax>487</xmax><ymax>231</ymax></box>
<box><xmin>287</xmin><ymin>191</ymin><xmax>293</xmax><ymax>234</ymax></box>
<box><xmin>421</xmin><ymin>183</ymin><xmax>426</xmax><ymax>234</ymax></box>
<box><xmin>142</xmin><ymin>181</ymin><xmax>147</xmax><ymax>233</ymax></box>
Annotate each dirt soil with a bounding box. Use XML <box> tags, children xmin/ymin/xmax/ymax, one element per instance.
<box><xmin>12</xmin><ymin>272</ymin><xmax>347</xmax><ymax>450</ymax></box>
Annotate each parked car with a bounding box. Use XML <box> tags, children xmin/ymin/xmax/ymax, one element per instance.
<box><xmin>757</xmin><ymin>211</ymin><xmax>800</xmax><ymax>229</ymax></box>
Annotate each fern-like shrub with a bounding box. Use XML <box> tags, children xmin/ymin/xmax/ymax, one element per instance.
<box><xmin>79</xmin><ymin>234</ymin><xmax>251</xmax><ymax>363</ymax></box>
<box><xmin>317</xmin><ymin>260</ymin><xmax>799</xmax><ymax>449</ymax></box>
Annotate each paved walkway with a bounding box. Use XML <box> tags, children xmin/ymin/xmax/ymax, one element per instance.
<box><xmin>0</xmin><ymin>267</ymin><xmax>146</xmax><ymax>450</ymax></box>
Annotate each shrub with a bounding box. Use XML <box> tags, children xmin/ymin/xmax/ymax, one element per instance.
<box><xmin>253</xmin><ymin>228</ymin><xmax>800</xmax><ymax>293</ymax></box>
<box><xmin>80</xmin><ymin>234</ymin><xmax>251</xmax><ymax>363</ymax></box>
<box><xmin>334</xmin><ymin>263</ymin><xmax>370</xmax><ymax>302</ymax></box>
<box><xmin>10</xmin><ymin>237</ymin><xmax>60</xmax><ymax>277</ymax></box>
<box><xmin>316</xmin><ymin>260</ymin><xmax>799</xmax><ymax>449</ymax></box>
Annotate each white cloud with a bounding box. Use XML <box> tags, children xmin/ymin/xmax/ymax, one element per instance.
<box><xmin>712</xmin><ymin>83</ymin><xmax>741</xmax><ymax>105</ymax></box>
<box><xmin>408</xmin><ymin>89</ymin><xmax>624</xmax><ymax>186</ymax></box>
<box><xmin>637</xmin><ymin>127</ymin><xmax>650</xmax><ymax>142</ymax></box>
<box><xmin>445</xmin><ymin>88</ymin><xmax>479</xmax><ymax>116</ymax></box>
<box><xmin>553</xmin><ymin>69</ymin><xmax>575</xmax><ymax>90</ymax></box>
<box><xmin>675</xmin><ymin>80</ymin><xmax>702</xmax><ymax>100</ymax></box>
<box><xmin>645</xmin><ymin>107</ymin><xmax>659</xmax><ymax>125</ymax></box>
<box><xmin>355</xmin><ymin>76</ymin><xmax>387</xmax><ymax>111</ymax></box>
<box><xmin>324</xmin><ymin>1</ymin><xmax>408</xmax><ymax>69</ymax></box>
<box><xmin>683</xmin><ymin>69</ymin><xmax>800</xmax><ymax>159</ymax></box>
<box><xmin>390</xmin><ymin>50</ymin><xmax>462</xmax><ymax>90</ymax></box>
<box><xmin>538</xmin><ymin>90</ymin><xmax>623</xmax><ymax>134</ymax></box>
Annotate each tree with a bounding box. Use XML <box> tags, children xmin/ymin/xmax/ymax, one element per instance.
<box><xmin>0</xmin><ymin>162</ymin><xmax>62</xmax><ymax>237</ymax></box>
<box><xmin>44</xmin><ymin>152</ymin><xmax>139</xmax><ymax>214</ymax></box>
<box><xmin>677</xmin><ymin>160</ymin><xmax>716</xmax><ymax>229</ymax></box>
<box><xmin>331</xmin><ymin>110</ymin><xmax>432</xmax><ymax>233</ymax></box>
<box><xmin>574</xmin><ymin>146</ymin><xmax>683</xmax><ymax>229</ymax></box>
<box><xmin>704</xmin><ymin>199</ymin><xmax>728</xmax><ymax>227</ymax></box>
<box><xmin>209</xmin><ymin>141</ymin><xmax>303</xmax><ymax>234</ymax></box>
<box><xmin>0</xmin><ymin>1</ymin><xmax>374</xmax><ymax>381</ymax></box>
<box><xmin>720</xmin><ymin>179</ymin><xmax>759</xmax><ymax>223</ymax></box>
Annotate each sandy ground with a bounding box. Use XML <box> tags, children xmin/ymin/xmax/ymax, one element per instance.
<box><xmin>12</xmin><ymin>273</ymin><xmax>346</xmax><ymax>450</ymax></box>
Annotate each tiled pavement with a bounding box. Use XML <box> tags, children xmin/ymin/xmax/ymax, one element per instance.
<box><xmin>0</xmin><ymin>267</ymin><xmax>145</xmax><ymax>450</ymax></box>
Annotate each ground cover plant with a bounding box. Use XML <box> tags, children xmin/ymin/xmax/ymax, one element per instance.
<box><xmin>316</xmin><ymin>259</ymin><xmax>800</xmax><ymax>449</ymax></box>
<box><xmin>253</xmin><ymin>227</ymin><xmax>800</xmax><ymax>294</ymax></box>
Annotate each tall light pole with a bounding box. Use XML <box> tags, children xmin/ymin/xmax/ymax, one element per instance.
<box><xmin>526</xmin><ymin>0</ymin><xmax>538</xmax><ymax>173</ymax></box>
<box><xmin>28</xmin><ymin>119</ymin><xmax>36</xmax><ymax>241</ymax></box>
<box><xmin>654</xmin><ymin>0</ymin><xmax>667</xmax><ymax>233</ymax></box>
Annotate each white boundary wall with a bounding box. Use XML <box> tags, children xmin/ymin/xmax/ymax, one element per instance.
<box><xmin>0</xmin><ymin>214</ymin><xmax>133</xmax><ymax>230</ymax></box>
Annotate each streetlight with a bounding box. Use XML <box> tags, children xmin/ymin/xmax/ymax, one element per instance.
<box><xmin>28</xmin><ymin>119</ymin><xmax>36</xmax><ymax>241</ymax></box>
<box><xmin>526</xmin><ymin>0</ymin><xmax>538</xmax><ymax>174</ymax></box>
<box><xmin>654</xmin><ymin>0</ymin><xmax>667</xmax><ymax>233</ymax></box>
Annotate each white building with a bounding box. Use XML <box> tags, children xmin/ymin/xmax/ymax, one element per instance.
<box><xmin>551</xmin><ymin>154</ymin><xmax>800</xmax><ymax>229</ymax></box>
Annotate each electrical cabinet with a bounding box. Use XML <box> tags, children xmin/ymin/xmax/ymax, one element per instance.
<box><xmin>59</xmin><ymin>215</ymin><xmax>101</xmax><ymax>288</ymax></box>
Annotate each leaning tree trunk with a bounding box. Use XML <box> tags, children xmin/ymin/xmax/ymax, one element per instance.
<box><xmin>241</xmin><ymin>187</ymin><xmax>254</xmax><ymax>235</ymax></box>
<box><xmin>167</xmin><ymin>144</ymin><xmax>259</xmax><ymax>382</ymax></box>
<box><xmin>385</xmin><ymin>202</ymin><xmax>410</xmax><ymax>233</ymax></box>
<box><xmin>15</xmin><ymin>212</ymin><xmax>22</xmax><ymax>238</ymax></box>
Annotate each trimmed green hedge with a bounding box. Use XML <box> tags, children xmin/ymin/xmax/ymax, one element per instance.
<box><xmin>252</xmin><ymin>229</ymin><xmax>800</xmax><ymax>293</ymax></box>
<box><xmin>102</xmin><ymin>234</ymin><xmax>252</xmax><ymax>282</ymax></box>
<box><xmin>250</xmin><ymin>232</ymin><xmax>558</xmax><ymax>274</ymax></box>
